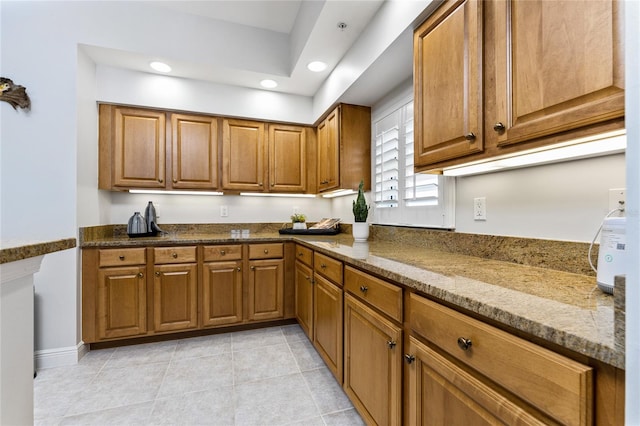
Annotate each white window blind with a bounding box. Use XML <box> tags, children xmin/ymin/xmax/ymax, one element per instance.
<box><xmin>372</xmin><ymin>98</ymin><xmax>454</xmax><ymax>228</ymax></box>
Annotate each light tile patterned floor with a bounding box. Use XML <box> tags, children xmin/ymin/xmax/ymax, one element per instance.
<box><xmin>34</xmin><ymin>325</ymin><xmax>364</xmax><ymax>426</ymax></box>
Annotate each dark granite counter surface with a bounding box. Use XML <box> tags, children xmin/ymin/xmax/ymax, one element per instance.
<box><xmin>80</xmin><ymin>225</ymin><xmax>621</xmax><ymax>369</ymax></box>
<box><xmin>1</xmin><ymin>238</ymin><xmax>77</xmax><ymax>264</ymax></box>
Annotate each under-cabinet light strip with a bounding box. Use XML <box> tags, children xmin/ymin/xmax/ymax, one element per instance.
<box><xmin>239</xmin><ymin>193</ymin><xmax>316</xmax><ymax>198</ymax></box>
<box><xmin>128</xmin><ymin>190</ymin><xmax>224</xmax><ymax>196</ymax></box>
<box><xmin>442</xmin><ymin>130</ymin><xmax>626</xmax><ymax>177</ymax></box>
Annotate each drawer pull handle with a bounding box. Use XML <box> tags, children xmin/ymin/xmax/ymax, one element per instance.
<box><xmin>155</xmin><ymin>271</ymin><xmax>160</xmax><ymax>276</ymax></box>
<box><xmin>264</xmin><ymin>249</ymin><xmax>269</xmax><ymax>254</ymax></box>
<box><xmin>404</xmin><ymin>354</ymin><xmax>415</xmax><ymax>364</ymax></box>
<box><xmin>359</xmin><ymin>285</ymin><xmax>368</xmax><ymax>293</ymax></box>
<box><xmin>457</xmin><ymin>337</ymin><xmax>473</xmax><ymax>351</ymax></box>
<box><xmin>172</xmin><ymin>252</ymin><xmax>178</xmax><ymax>258</ymax></box>
<box><xmin>237</xmin><ymin>267</ymin><xmax>241</xmax><ymax>272</ymax></box>
<box><xmin>220</xmin><ymin>250</ymin><xmax>226</xmax><ymax>255</ymax></box>
<box><xmin>305</xmin><ymin>275</ymin><xmax>311</xmax><ymax>282</ymax></box>
<box><xmin>173</xmin><ymin>179</ymin><xmax>178</xmax><ymax>184</ymax></box>
<box><xmin>298</xmin><ymin>252</ymin><xmax>304</xmax><ymax>257</ymax></box>
<box><xmin>320</xmin><ymin>263</ymin><xmax>327</xmax><ymax>269</ymax></box>
<box><xmin>119</xmin><ymin>255</ymin><xmax>125</xmax><ymax>260</ymax></box>
<box><xmin>158</xmin><ymin>178</ymin><xmax>163</xmax><ymax>183</ymax></box>
<box><xmin>251</xmin><ymin>266</ymin><xmax>255</xmax><ymax>270</ymax></box>
<box><xmin>464</xmin><ymin>132</ymin><xmax>476</xmax><ymax>141</ymax></box>
<box><xmin>138</xmin><ymin>272</ymin><xmax>144</xmax><ymax>278</ymax></box>
<box><xmin>387</xmin><ymin>340</ymin><xmax>397</xmax><ymax>349</ymax></box>
<box><xmin>493</xmin><ymin>122</ymin><xmax>506</xmax><ymax>133</ymax></box>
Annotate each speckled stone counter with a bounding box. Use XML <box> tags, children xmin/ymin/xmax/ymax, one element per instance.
<box><xmin>0</xmin><ymin>238</ymin><xmax>77</xmax><ymax>264</ymax></box>
<box><xmin>80</xmin><ymin>224</ymin><xmax>622</xmax><ymax>369</ymax></box>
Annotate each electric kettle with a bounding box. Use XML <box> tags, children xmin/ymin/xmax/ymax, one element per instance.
<box><xmin>127</xmin><ymin>212</ymin><xmax>148</xmax><ymax>237</ymax></box>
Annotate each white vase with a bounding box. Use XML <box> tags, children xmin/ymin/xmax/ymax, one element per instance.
<box><xmin>352</xmin><ymin>222</ymin><xmax>369</xmax><ymax>242</ymax></box>
<box><xmin>292</xmin><ymin>222</ymin><xmax>307</xmax><ymax>230</ymax></box>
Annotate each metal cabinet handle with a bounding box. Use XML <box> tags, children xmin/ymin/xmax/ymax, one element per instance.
<box><xmin>320</xmin><ymin>263</ymin><xmax>327</xmax><ymax>269</ymax></box>
<box><xmin>237</xmin><ymin>266</ymin><xmax>241</xmax><ymax>272</ymax></box>
<box><xmin>493</xmin><ymin>122</ymin><xmax>506</xmax><ymax>133</ymax></box>
<box><xmin>457</xmin><ymin>337</ymin><xmax>473</xmax><ymax>351</ymax></box>
<box><xmin>298</xmin><ymin>252</ymin><xmax>304</xmax><ymax>257</ymax></box>
<box><xmin>464</xmin><ymin>132</ymin><xmax>476</xmax><ymax>141</ymax></box>
<box><xmin>259</xmin><ymin>182</ymin><xmax>263</xmax><ymax>186</ymax></box>
<box><xmin>119</xmin><ymin>255</ymin><xmax>125</xmax><ymax>260</ymax></box>
<box><xmin>251</xmin><ymin>266</ymin><xmax>255</xmax><ymax>270</ymax></box>
<box><xmin>220</xmin><ymin>250</ymin><xmax>226</xmax><ymax>255</ymax></box>
<box><xmin>158</xmin><ymin>178</ymin><xmax>163</xmax><ymax>183</ymax></box>
<box><xmin>172</xmin><ymin>252</ymin><xmax>178</xmax><ymax>258</ymax></box>
<box><xmin>359</xmin><ymin>285</ymin><xmax>368</xmax><ymax>293</ymax></box>
<box><xmin>305</xmin><ymin>275</ymin><xmax>311</xmax><ymax>282</ymax></box>
<box><xmin>404</xmin><ymin>354</ymin><xmax>415</xmax><ymax>364</ymax></box>
<box><xmin>264</xmin><ymin>249</ymin><xmax>269</xmax><ymax>254</ymax></box>
<box><xmin>155</xmin><ymin>271</ymin><xmax>160</xmax><ymax>276</ymax></box>
<box><xmin>173</xmin><ymin>179</ymin><xmax>178</xmax><ymax>184</ymax></box>
<box><xmin>320</xmin><ymin>180</ymin><xmax>329</xmax><ymax>184</ymax></box>
<box><xmin>271</xmin><ymin>182</ymin><xmax>274</xmax><ymax>187</ymax></box>
<box><xmin>387</xmin><ymin>340</ymin><xmax>397</xmax><ymax>349</ymax></box>
<box><xmin>138</xmin><ymin>272</ymin><xmax>144</xmax><ymax>278</ymax></box>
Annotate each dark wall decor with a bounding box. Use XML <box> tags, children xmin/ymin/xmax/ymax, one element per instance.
<box><xmin>0</xmin><ymin>77</ymin><xmax>31</xmax><ymax>110</ymax></box>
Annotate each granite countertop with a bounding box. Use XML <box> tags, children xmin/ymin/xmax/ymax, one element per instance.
<box><xmin>80</xmin><ymin>227</ymin><xmax>622</xmax><ymax>369</ymax></box>
<box><xmin>1</xmin><ymin>238</ymin><xmax>77</xmax><ymax>264</ymax></box>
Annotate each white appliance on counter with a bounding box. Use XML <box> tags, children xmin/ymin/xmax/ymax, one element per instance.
<box><xmin>597</xmin><ymin>216</ymin><xmax>627</xmax><ymax>294</ymax></box>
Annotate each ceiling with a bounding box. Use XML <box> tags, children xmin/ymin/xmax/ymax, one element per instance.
<box><xmin>83</xmin><ymin>0</ymin><xmax>415</xmax><ymax>106</ymax></box>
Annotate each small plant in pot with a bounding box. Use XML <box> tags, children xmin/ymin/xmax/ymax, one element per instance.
<box><xmin>291</xmin><ymin>213</ymin><xmax>307</xmax><ymax>230</ymax></box>
<box><xmin>352</xmin><ymin>180</ymin><xmax>370</xmax><ymax>241</ymax></box>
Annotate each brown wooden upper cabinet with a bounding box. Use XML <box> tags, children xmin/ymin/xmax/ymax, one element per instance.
<box><xmin>99</xmin><ymin>105</ymin><xmax>219</xmax><ymax>191</ymax></box>
<box><xmin>317</xmin><ymin>104</ymin><xmax>371</xmax><ymax>193</ymax></box>
<box><xmin>221</xmin><ymin>119</ymin><xmax>313</xmax><ymax>193</ymax></box>
<box><xmin>413</xmin><ymin>0</ymin><xmax>625</xmax><ymax>172</ymax></box>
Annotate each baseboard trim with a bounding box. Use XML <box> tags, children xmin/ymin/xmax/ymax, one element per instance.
<box><xmin>35</xmin><ymin>342</ymin><xmax>88</xmax><ymax>370</ymax></box>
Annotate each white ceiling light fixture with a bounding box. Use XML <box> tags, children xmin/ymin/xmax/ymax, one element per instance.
<box><xmin>442</xmin><ymin>130</ymin><xmax>627</xmax><ymax>177</ymax></box>
<box><xmin>149</xmin><ymin>61</ymin><xmax>172</xmax><ymax>73</ymax></box>
<box><xmin>307</xmin><ymin>61</ymin><xmax>328</xmax><ymax>72</ymax></box>
<box><xmin>260</xmin><ymin>79</ymin><xmax>278</xmax><ymax>89</ymax></box>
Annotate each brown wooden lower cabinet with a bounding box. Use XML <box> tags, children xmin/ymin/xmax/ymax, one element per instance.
<box><xmin>313</xmin><ymin>274</ymin><xmax>343</xmax><ymax>382</ymax></box>
<box><xmin>97</xmin><ymin>265</ymin><xmax>147</xmax><ymax>340</ymax></box>
<box><xmin>344</xmin><ymin>293</ymin><xmax>403</xmax><ymax>425</ymax></box>
<box><xmin>201</xmin><ymin>259</ymin><xmax>243</xmax><ymax>327</ymax></box>
<box><xmin>152</xmin><ymin>262</ymin><xmax>198</xmax><ymax>332</ymax></box>
<box><xmin>247</xmin><ymin>258</ymin><xmax>284</xmax><ymax>321</ymax></box>
<box><xmin>294</xmin><ymin>259</ymin><xmax>314</xmax><ymax>339</ymax></box>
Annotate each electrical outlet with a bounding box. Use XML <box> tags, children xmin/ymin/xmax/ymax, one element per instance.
<box><xmin>474</xmin><ymin>197</ymin><xmax>487</xmax><ymax>221</ymax></box>
<box><xmin>608</xmin><ymin>188</ymin><xmax>626</xmax><ymax>212</ymax></box>
<box><xmin>220</xmin><ymin>205</ymin><xmax>228</xmax><ymax>217</ymax></box>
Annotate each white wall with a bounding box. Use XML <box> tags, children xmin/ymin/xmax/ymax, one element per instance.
<box><xmin>455</xmin><ymin>154</ymin><xmax>626</xmax><ymax>242</ymax></box>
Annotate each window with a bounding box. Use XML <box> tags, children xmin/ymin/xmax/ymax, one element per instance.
<box><xmin>372</xmin><ymin>94</ymin><xmax>454</xmax><ymax>228</ymax></box>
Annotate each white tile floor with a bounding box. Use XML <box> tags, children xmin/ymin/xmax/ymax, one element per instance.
<box><xmin>34</xmin><ymin>325</ymin><xmax>364</xmax><ymax>425</ymax></box>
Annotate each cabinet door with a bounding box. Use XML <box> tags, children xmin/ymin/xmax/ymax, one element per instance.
<box><xmin>248</xmin><ymin>258</ymin><xmax>284</xmax><ymax>321</ymax></box>
<box><xmin>269</xmin><ymin>124</ymin><xmax>307</xmax><ymax>192</ymax></box>
<box><xmin>344</xmin><ymin>294</ymin><xmax>402</xmax><ymax>425</ymax></box>
<box><xmin>492</xmin><ymin>0</ymin><xmax>624</xmax><ymax>148</ymax></box>
<box><xmin>153</xmin><ymin>263</ymin><xmax>198</xmax><ymax>332</ymax></box>
<box><xmin>317</xmin><ymin>109</ymin><xmax>339</xmax><ymax>192</ymax></box>
<box><xmin>294</xmin><ymin>260</ymin><xmax>314</xmax><ymax>339</ymax></box>
<box><xmin>97</xmin><ymin>266</ymin><xmax>147</xmax><ymax>339</ymax></box>
<box><xmin>413</xmin><ymin>0</ymin><xmax>483</xmax><ymax>168</ymax></box>
<box><xmin>222</xmin><ymin>118</ymin><xmax>267</xmax><ymax>191</ymax></box>
<box><xmin>406</xmin><ymin>336</ymin><xmax>546</xmax><ymax>426</ymax></box>
<box><xmin>171</xmin><ymin>114</ymin><xmax>218</xmax><ymax>189</ymax></box>
<box><xmin>202</xmin><ymin>260</ymin><xmax>243</xmax><ymax>327</ymax></box>
<box><xmin>113</xmin><ymin>107</ymin><xmax>166</xmax><ymax>188</ymax></box>
<box><xmin>313</xmin><ymin>274</ymin><xmax>343</xmax><ymax>383</ymax></box>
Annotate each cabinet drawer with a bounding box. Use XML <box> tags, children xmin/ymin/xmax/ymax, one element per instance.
<box><xmin>409</xmin><ymin>293</ymin><xmax>592</xmax><ymax>426</ymax></box>
<box><xmin>153</xmin><ymin>246</ymin><xmax>197</xmax><ymax>264</ymax></box>
<box><xmin>295</xmin><ymin>244</ymin><xmax>313</xmax><ymax>267</ymax></box>
<box><xmin>99</xmin><ymin>248</ymin><xmax>146</xmax><ymax>267</ymax></box>
<box><xmin>203</xmin><ymin>244</ymin><xmax>242</xmax><ymax>262</ymax></box>
<box><xmin>314</xmin><ymin>252</ymin><xmax>343</xmax><ymax>285</ymax></box>
<box><xmin>248</xmin><ymin>243</ymin><xmax>283</xmax><ymax>259</ymax></box>
<box><xmin>344</xmin><ymin>266</ymin><xmax>402</xmax><ymax>323</ymax></box>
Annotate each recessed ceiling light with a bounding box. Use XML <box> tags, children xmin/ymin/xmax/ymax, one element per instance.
<box><xmin>150</xmin><ymin>61</ymin><xmax>171</xmax><ymax>73</ymax></box>
<box><xmin>307</xmin><ymin>61</ymin><xmax>327</xmax><ymax>72</ymax></box>
<box><xmin>260</xmin><ymin>79</ymin><xmax>278</xmax><ymax>89</ymax></box>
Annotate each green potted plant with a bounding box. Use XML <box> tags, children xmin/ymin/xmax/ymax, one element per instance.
<box><xmin>352</xmin><ymin>180</ymin><xmax>370</xmax><ymax>241</ymax></box>
<box><xmin>291</xmin><ymin>212</ymin><xmax>307</xmax><ymax>230</ymax></box>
